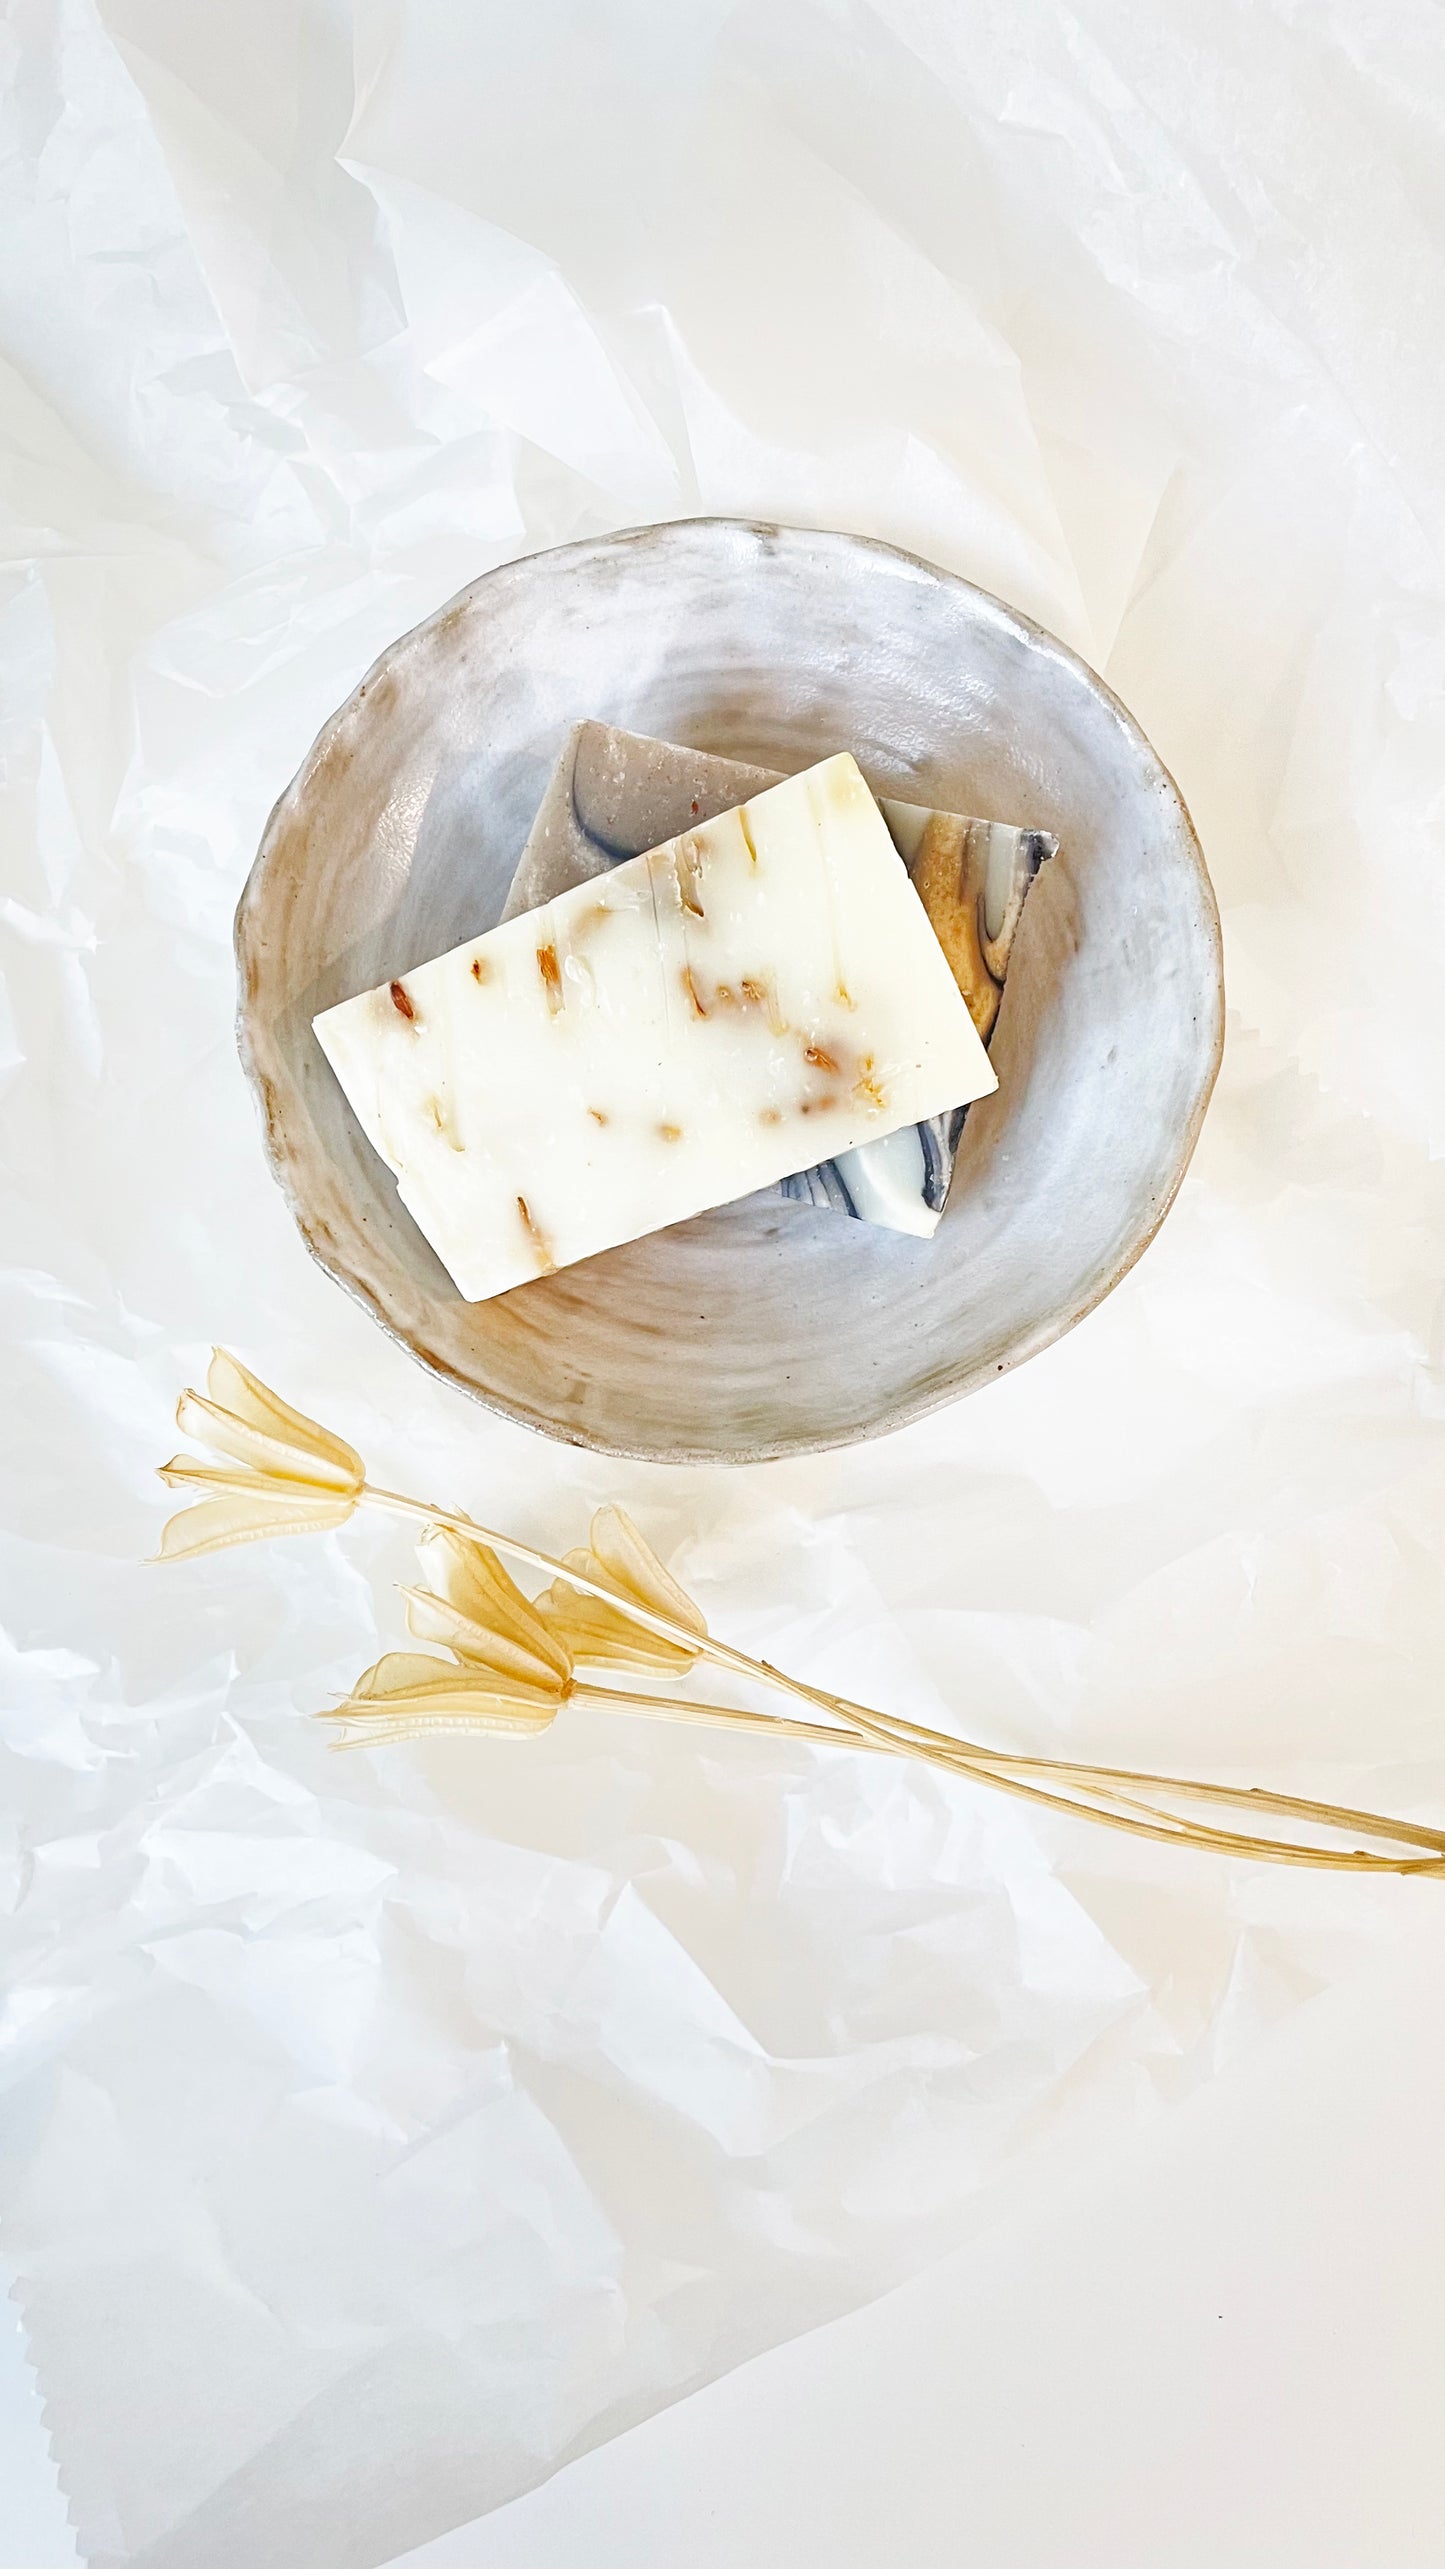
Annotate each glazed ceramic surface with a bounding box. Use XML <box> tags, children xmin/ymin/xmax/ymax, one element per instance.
<box><xmin>236</xmin><ymin>520</ymin><xmax>1223</xmax><ymax>1461</ymax></box>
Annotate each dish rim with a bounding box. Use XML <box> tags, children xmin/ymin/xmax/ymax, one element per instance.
<box><xmin>234</xmin><ymin>516</ymin><xmax>1224</xmax><ymax>1462</ymax></box>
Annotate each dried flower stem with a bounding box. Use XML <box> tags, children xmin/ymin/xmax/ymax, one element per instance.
<box><xmin>579</xmin><ymin>1688</ymin><xmax>1442</xmax><ymax>1871</ymax></box>
<box><xmin>360</xmin><ymin>1488</ymin><xmax>1444</xmax><ymax>1876</ymax></box>
<box><xmin>154</xmin><ymin>1363</ymin><xmax>1445</xmax><ymax>1878</ymax></box>
<box><xmin>757</xmin><ymin>1666</ymin><xmax>1445</xmax><ymax>1861</ymax></box>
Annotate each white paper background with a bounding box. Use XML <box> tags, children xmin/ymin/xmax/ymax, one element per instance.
<box><xmin>3</xmin><ymin>4</ymin><xmax>1443</xmax><ymax>2564</ymax></box>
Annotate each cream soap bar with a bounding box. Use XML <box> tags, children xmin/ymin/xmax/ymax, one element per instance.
<box><xmin>313</xmin><ymin>754</ymin><xmax>996</xmax><ymax>1301</ymax></box>
<box><xmin>503</xmin><ymin>722</ymin><xmax>1054</xmax><ymax>1236</ymax></box>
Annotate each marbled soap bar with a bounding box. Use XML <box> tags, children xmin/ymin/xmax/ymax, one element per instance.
<box><xmin>314</xmin><ymin>755</ymin><xmax>995</xmax><ymax>1302</ymax></box>
<box><xmin>504</xmin><ymin>723</ymin><xmax>1055</xmax><ymax>1235</ymax></box>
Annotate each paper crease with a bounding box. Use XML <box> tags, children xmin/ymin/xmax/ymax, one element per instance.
<box><xmin>4</xmin><ymin>3</ymin><xmax>1444</xmax><ymax>2565</ymax></box>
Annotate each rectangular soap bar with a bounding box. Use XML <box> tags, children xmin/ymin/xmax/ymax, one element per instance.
<box><xmin>503</xmin><ymin>722</ymin><xmax>1056</xmax><ymax>1235</ymax></box>
<box><xmin>313</xmin><ymin>754</ymin><xmax>997</xmax><ymax>1301</ymax></box>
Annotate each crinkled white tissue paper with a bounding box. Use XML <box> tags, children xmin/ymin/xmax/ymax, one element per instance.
<box><xmin>3</xmin><ymin>3</ymin><xmax>1444</xmax><ymax>2564</ymax></box>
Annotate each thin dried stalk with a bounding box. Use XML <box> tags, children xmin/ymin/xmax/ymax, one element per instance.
<box><xmin>577</xmin><ymin>1686</ymin><xmax>1443</xmax><ymax>1874</ymax></box>
<box><xmin>357</xmin><ymin>1494</ymin><xmax>1445</xmax><ymax>1874</ymax></box>
<box><xmin>745</xmin><ymin>1663</ymin><xmax>1445</xmax><ymax>1867</ymax></box>
<box><xmin>154</xmin><ymin>1362</ymin><xmax>1445</xmax><ymax>1877</ymax></box>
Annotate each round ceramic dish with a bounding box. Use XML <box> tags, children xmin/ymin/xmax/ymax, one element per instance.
<box><xmin>236</xmin><ymin>520</ymin><xmax>1223</xmax><ymax>1462</ymax></box>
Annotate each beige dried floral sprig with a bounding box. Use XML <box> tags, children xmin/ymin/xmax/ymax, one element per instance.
<box><xmin>339</xmin><ymin>1528</ymin><xmax>571</xmax><ymax>1742</ymax></box>
<box><xmin>404</xmin><ymin>1524</ymin><xmax>574</xmax><ymax>1690</ymax></box>
<box><xmin>540</xmin><ymin>1504</ymin><xmax>708</xmax><ymax>1676</ymax></box>
<box><xmin>157</xmin><ymin>1352</ymin><xmax>1445</xmax><ymax>1878</ymax></box>
<box><xmin>331</xmin><ymin>1526</ymin><xmax>820</xmax><ymax>1755</ymax></box>
<box><xmin>156</xmin><ymin>1350</ymin><xmax>363</xmax><ymax>1555</ymax></box>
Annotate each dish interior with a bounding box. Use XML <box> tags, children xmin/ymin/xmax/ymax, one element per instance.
<box><xmin>236</xmin><ymin>521</ymin><xmax>1222</xmax><ymax>1460</ymax></box>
